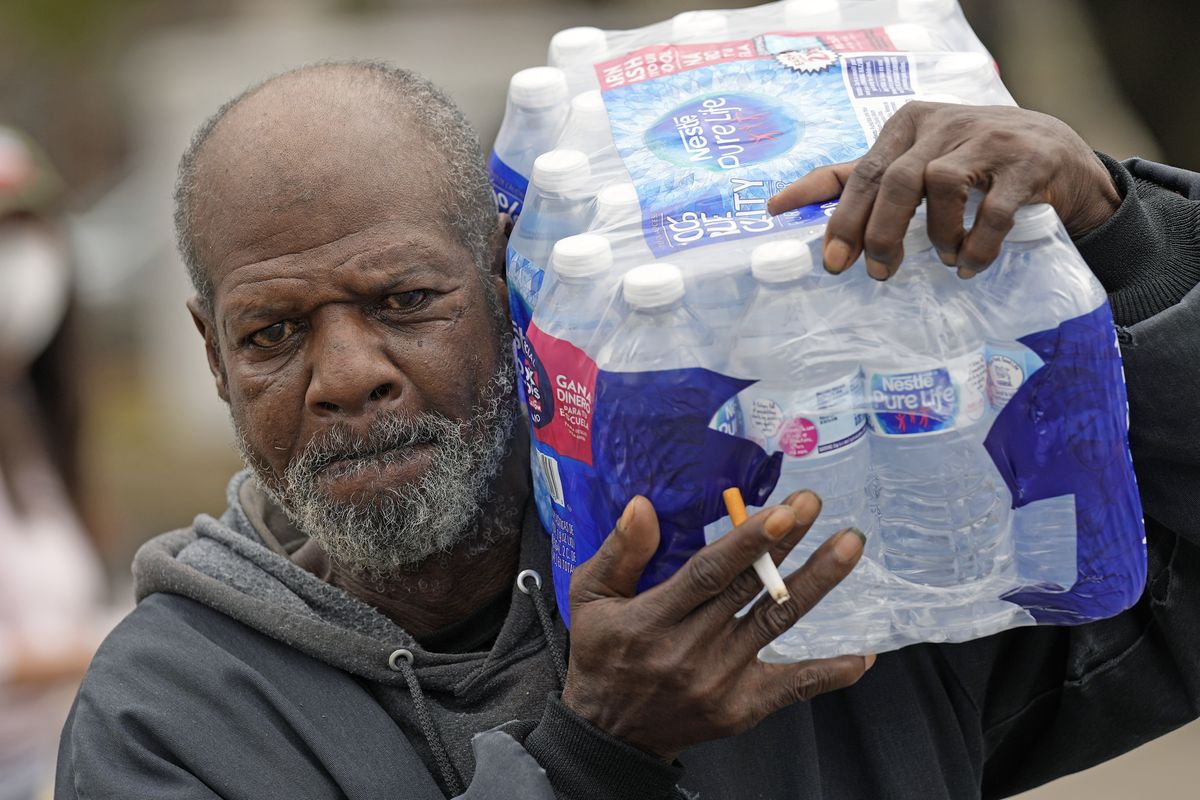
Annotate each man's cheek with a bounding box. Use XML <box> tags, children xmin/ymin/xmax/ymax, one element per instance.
<box><xmin>228</xmin><ymin>367</ymin><xmax>305</xmax><ymax>470</ymax></box>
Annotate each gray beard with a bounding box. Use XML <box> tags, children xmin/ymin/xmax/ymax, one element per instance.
<box><xmin>234</xmin><ymin>357</ymin><xmax>517</xmax><ymax>577</ymax></box>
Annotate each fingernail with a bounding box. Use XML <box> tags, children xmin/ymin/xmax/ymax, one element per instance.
<box><xmin>789</xmin><ymin>490</ymin><xmax>822</xmax><ymax>522</ymax></box>
<box><xmin>866</xmin><ymin>257</ymin><xmax>890</xmax><ymax>281</ymax></box>
<box><xmin>864</xmin><ymin>653</ymin><xmax>877</xmax><ymax>671</ymax></box>
<box><xmin>938</xmin><ymin>250</ymin><xmax>957</xmax><ymax>266</ymax></box>
<box><xmin>765</xmin><ymin>506</ymin><xmax>797</xmax><ymax>540</ymax></box>
<box><xmin>957</xmin><ymin>266</ymin><xmax>977</xmax><ymax>280</ymax></box>
<box><xmin>824</xmin><ymin>238</ymin><xmax>852</xmax><ymax>272</ymax></box>
<box><xmin>832</xmin><ymin>528</ymin><xmax>866</xmax><ymax>563</ymax></box>
<box><xmin>617</xmin><ymin>498</ymin><xmax>638</xmax><ymax>533</ymax></box>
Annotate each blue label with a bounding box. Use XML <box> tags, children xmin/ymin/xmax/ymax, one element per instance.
<box><xmin>488</xmin><ymin>152</ymin><xmax>529</xmax><ymax>222</ymax></box>
<box><xmin>506</xmin><ymin>246</ymin><xmax>545</xmax><ymax>323</ymax></box>
<box><xmin>710</xmin><ymin>396</ymin><xmax>744</xmax><ymax>437</ymax></box>
<box><xmin>987</xmin><ymin>304</ymin><xmax>1145</xmax><ymax>623</ymax></box>
<box><xmin>842</xmin><ymin>54</ymin><xmax>916</xmax><ymax>98</ymax></box>
<box><xmin>603</xmin><ymin>54</ymin><xmax>867</xmax><ymax>257</ymax></box>
<box><xmin>868</xmin><ymin>351</ymin><xmax>987</xmax><ymax>436</ymax></box>
<box><xmin>986</xmin><ymin>341</ymin><xmax>1046</xmax><ymax>411</ymax></box>
<box><xmin>870</xmin><ymin>367</ymin><xmax>957</xmax><ymax>434</ymax></box>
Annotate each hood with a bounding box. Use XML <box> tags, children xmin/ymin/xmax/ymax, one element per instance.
<box><xmin>132</xmin><ymin>470</ymin><xmax>558</xmax><ymax>691</ymax></box>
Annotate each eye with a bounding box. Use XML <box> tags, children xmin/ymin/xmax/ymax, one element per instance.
<box><xmin>247</xmin><ymin>320</ymin><xmax>299</xmax><ymax>348</ymax></box>
<box><xmin>383</xmin><ymin>290</ymin><xmax>430</xmax><ymax>311</ymax></box>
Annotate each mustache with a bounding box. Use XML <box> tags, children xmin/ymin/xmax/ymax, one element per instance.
<box><xmin>290</xmin><ymin>412</ymin><xmax>458</xmax><ymax>477</ymax></box>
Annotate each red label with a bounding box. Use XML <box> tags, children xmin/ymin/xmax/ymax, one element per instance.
<box><xmin>780</xmin><ymin>417</ymin><xmax>819</xmax><ymax>458</ymax></box>
<box><xmin>526</xmin><ymin>323</ymin><xmax>598</xmax><ymax>466</ymax></box>
<box><xmin>595</xmin><ymin>27</ymin><xmax>897</xmax><ymax>91</ymax></box>
<box><xmin>597</xmin><ymin>40</ymin><xmax>760</xmax><ymax>90</ymax></box>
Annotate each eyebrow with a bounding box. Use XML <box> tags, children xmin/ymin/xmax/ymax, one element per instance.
<box><xmin>218</xmin><ymin>240</ymin><xmax>460</xmax><ymax>336</ymax></box>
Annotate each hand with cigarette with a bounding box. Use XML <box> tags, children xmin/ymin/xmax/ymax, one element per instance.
<box><xmin>560</xmin><ymin>490</ymin><xmax>874</xmax><ymax>761</ymax></box>
<box><xmin>767</xmin><ymin>102</ymin><xmax>1122</xmax><ymax>280</ymax></box>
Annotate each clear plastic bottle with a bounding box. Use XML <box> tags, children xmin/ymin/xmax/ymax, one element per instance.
<box><xmin>591</xmin><ymin>182</ymin><xmax>641</xmax><ymax>231</ymax></box>
<box><xmin>729</xmin><ymin>238</ymin><xmax>870</xmax><ymax>563</ymax></box>
<box><xmin>531</xmin><ymin>233</ymin><xmax>617</xmax><ymax>355</ymax></box>
<box><xmin>897</xmin><ymin>0</ymin><xmax>958</xmax><ymax>23</ymax></box>
<box><xmin>507</xmin><ymin>150</ymin><xmax>593</xmax><ymax>314</ymax></box>
<box><xmin>548</xmin><ymin>26</ymin><xmax>608</xmax><ymax>70</ymax></box>
<box><xmin>488</xmin><ymin>67</ymin><xmax>569</xmax><ymax>222</ymax></box>
<box><xmin>784</xmin><ymin>0</ymin><xmax>843</xmax><ymax>29</ymax></box>
<box><xmin>974</xmin><ymin>204</ymin><xmax>1103</xmax><ymax>589</ymax></box>
<box><xmin>558</xmin><ymin>91</ymin><xmax>619</xmax><ymax>174</ymax></box>
<box><xmin>597</xmin><ymin>262</ymin><xmax>714</xmax><ymax>372</ymax></box>
<box><xmin>866</xmin><ymin>220</ymin><xmax>1011</xmax><ymax>587</ymax></box>
<box><xmin>915</xmin><ymin>51</ymin><xmax>999</xmax><ymax>101</ymax></box>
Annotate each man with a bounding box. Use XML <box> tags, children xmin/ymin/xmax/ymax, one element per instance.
<box><xmin>56</xmin><ymin>61</ymin><xmax>1200</xmax><ymax>798</ymax></box>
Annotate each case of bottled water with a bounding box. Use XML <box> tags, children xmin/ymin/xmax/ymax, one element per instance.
<box><xmin>503</xmin><ymin>0</ymin><xmax>1146</xmax><ymax>660</ymax></box>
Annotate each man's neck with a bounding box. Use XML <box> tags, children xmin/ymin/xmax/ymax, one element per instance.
<box><xmin>329</xmin><ymin>430</ymin><xmax>531</xmax><ymax>638</ymax></box>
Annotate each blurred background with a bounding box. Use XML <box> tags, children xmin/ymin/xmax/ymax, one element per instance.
<box><xmin>0</xmin><ymin>0</ymin><xmax>1195</xmax><ymax>797</ymax></box>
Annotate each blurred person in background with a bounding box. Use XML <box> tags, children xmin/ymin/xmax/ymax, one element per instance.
<box><xmin>0</xmin><ymin>127</ymin><xmax>115</xmax><ymax>800</ymax></box>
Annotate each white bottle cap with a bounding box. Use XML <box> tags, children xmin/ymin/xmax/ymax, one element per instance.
<box><xmin>595</xmin><ymin>182</ymin><xmax>641</xmax><ymax>227</ymax></box>
<box><xmin>508</xmin><ymin>67</ymin><xmax>568</xmax><ymax>109</ymax></box>
<box><xmin>1005</xmin><ymin>204</ymin><xmax>1060</xmax><ymax>242</ymax></box>
<box><xmin>784</xmin><ymin>0</ymin><xmax>841</xmax><ymax>26</ymax></box>
<box><xmin>570</xmin><ymin>90</ymin><xmax>608</xmax><ymax>124</ymax></box>
<box><xmin>532</xmin><ymin>149</ymin><xmax>591</xmax><ymax>194</ymax></box>
<box><xmin>672</xmin><ymin>10</ymin><xmax>729</xmax><ymax>40</ymax></box>
<box><xmin>623</xmin><ymin>262</ymin><xmax>685</xmax><ymax>308</ymax></box>
<box><xmin>552</xmin><ymin>233</ymin><xmax>614</xmax><ymax>279</ymax></box>
<box><xmin>751</xmin><ymin>239</ymin><xmax>815</xmax><ymax>283</ymax></box>
<box><xmin>884</xmin><ymin>23</ymin><xmax>935</xmax><ymax>51</ymax></box>
<box><xmin>897</xmin><ymin>0</ymin><xmax>957</xmax><ymax>21</ymax></box>
<box><xmin>549</xmin><ymin>26</ymin><xmax>608</xmax><ymax>68</ymax></box>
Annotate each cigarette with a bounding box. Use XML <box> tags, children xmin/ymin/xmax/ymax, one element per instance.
<box><xmin>722</xmin><ymin>487</ymin><xmax>790</xmax><ymax>605</ymax></box>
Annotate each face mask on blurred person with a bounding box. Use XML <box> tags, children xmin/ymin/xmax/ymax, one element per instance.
<box><xmin>0</xmin><ymin>222</ymin><xmax>70</xmax><ymax>369</ymax></box>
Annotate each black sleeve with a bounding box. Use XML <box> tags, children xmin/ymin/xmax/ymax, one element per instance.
<box><xmin>505</xmin><ymin>694</ymin><xmax>685</xmax><ymax>800</ymax></box>
<box><xmin>1074</xmin><ymin>154</ymin><xmax>1200</xmax><ymax>328</ymax></box>
<box><xmin>947</xmin><ymin>155</ymin><xmax>1200</xmax><ymax>798</ymax></box>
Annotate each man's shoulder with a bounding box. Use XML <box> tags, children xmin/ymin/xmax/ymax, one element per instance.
<box><xmin>61</xmin><ymin>593</ymin><xmax>419</xmax><ymax>799</ymax></box>
<box><xmin>79</xmin><ymin>592</ymin><xmax>341</xmax><ymax>712</ymax></box>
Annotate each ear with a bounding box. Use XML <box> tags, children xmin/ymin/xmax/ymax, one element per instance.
<box><xmin>187</xmin><ymin>296</ymin><xmax>230</xmax><ymax>404</ymax></box>
<box><xmin>490</xmin><ymin>212</ymin><xmax>512</xmax><ymax>284</ymax></box>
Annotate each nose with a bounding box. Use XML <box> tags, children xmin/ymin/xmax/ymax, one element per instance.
<box><xmin>305</xmin><ymin>310</ymin><xmax>403</xmax><ymax>418</ymax></box>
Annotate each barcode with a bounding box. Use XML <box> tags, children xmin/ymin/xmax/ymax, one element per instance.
<box><xmin>536</xmin><ymin>450</ymin><xmax>565</xmax><ymax>506</ymax></box>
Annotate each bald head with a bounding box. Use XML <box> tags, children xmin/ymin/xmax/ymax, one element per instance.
<box><xmin>174</xmin><ymin>61</ymin><xmax>496</xmax><ymax>317</ymax></box>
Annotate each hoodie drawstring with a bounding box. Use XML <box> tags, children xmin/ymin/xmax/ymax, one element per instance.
<box><xmin>389</xmin><ymin>648</ymin><xmax>466</xmax><ymax>797</ymax></box>
<box><xmin>517</xmin><ymin>568</ymin><xmax>567</xmax><ymax>687</ymax></box>
<box><xmin>387</xmin><ymin>568</ymin><xmax>565</xmax><ymax>798</ymax></box>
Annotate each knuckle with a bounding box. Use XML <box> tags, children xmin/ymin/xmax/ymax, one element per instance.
<box><xmin>790</xmin><ymin>667</ymin><xmax>831</xmax><ymax>703</ymax></box>
<box><xmin>880</xmin><ymin>161</ymin><xmax>924</xmax><ymax>200</ymax></box>
<box><xmin>749</xmin><ymin>597</ymin><xmax>797</xmax><ymax>641</ymax></box>
<box><xmin>726</xmin><ymin>571</ymin><xmax>761</xmax><ymax>604</ymax></box>
<box><xmin>687</xmin><ymin>553</ymin><xmax>729</xmax><ymax>597</ymax></box>
<box><xmin>851</xmin><ymin>155</ymin><xmax>891</xmax><ymax>188</ymax></box>
<box><xmin>982</xmin><ymin>127</ymin><xmax>1021</xmax><ymax>149</ymax></box>
<box><xmin>924</xmin><ymin>161</ymin><xmax>967</xmax><ymax>193</ymax></box>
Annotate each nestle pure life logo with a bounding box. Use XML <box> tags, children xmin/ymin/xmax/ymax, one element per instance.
<box><xmin>646</xmin><ymin>93</ymin><xmax>799</xmax><ymax>171</ymax></box>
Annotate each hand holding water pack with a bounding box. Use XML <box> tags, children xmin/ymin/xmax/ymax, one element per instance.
<box><xmin>504</xmin><ymin>0</ymin><xmax>1145</xmax><ymax>660</ymax></box>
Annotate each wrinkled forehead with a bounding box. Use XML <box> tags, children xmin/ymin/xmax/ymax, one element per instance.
<box><xmin>188</xmin><ymin>76</ymin><xmax>458</xmax><ymax>288</ymax></box>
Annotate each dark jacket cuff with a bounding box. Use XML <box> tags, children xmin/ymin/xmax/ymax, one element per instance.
<box><xmin>1074</xmin><ymin>153</ymin><xmax>1200</xmax><ymax>327</ymax></box>
<box><xmin>519</xmin><ymin>694</ymin><xmax>683</xmax><ymax>800</ymax></box>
